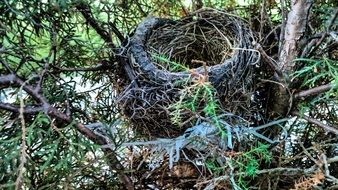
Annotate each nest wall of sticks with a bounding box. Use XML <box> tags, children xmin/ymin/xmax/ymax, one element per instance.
<box><xmin>119</xmin><ymin>8</ymin><xmax>261</xmax><ymax>138</ymax></box>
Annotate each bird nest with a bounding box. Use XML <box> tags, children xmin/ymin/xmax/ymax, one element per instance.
<box><xmin>119</xmin><ymin>8</ymin><xmax>260</xmax><ymax>138</ymax></box>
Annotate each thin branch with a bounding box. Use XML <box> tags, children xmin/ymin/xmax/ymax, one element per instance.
<box><xmin>51</xmin><ymin>63</ymin><xmax>111</xmax><ymax>72</ymax></box>
<box><xmin>294</xmin><ymin>84</ymin><xmax>334</xmax><ymax>99</ymax></box>
<box><xmin>197</xmin><ymin>156</ymin><xmax>338</xmax><ymax>187</ymax></box>
<box><xmin>36</xmin><ymin>32</ymin><xmax>56</xmax><ymax>93</ymax></box>
<box><xmin>35</xmin><ymin>63</ymin><xmax>49</xmax><ymax>93</ymax></box>
<box><xmin>292</xmin><ymin>111</ymin><xmax>338</xmax><ymax>135</ymax></box>
<box><xmin>301</xmin><ymin>37</ymin><xmax>318</xmax><ymax>57</ymax></box>
<box><xmin>298</xmin><ymin>140</ymin><xmax>318</xmax><ymax>164</ymax></box>
<box><xmin>259</xmin><ymin>0</ymin><xmax>266</xmax><ymax>42</ymax></box>
<box><xmin>327</xmin><ymin>9</ymin><xmax>338</xmax><ymax>31</ymax></box>
<box><xmin>0</xmin><ymin>59</ymin><xmax>14</xmax><ymax>73</ymax></box>
<box><xmin>178</xmin><ymin>1</ymin><xmax>189</xmax><ymax>16</ymax></box>
<box><xmin>134</xmin><ymin>1</ymin><xmax>147</xmax><ymax>17</ymax></box>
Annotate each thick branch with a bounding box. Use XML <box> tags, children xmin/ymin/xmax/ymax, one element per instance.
<box><xmin>279</xmin><ymin>0</ymin><xmax>313</xmax><ymax>71</ymax></box>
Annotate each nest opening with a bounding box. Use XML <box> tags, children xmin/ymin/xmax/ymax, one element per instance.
<box><xmin>147</xmin><ymin>12</ymin><xmax>237</xmax><ymax>69</ymax></box>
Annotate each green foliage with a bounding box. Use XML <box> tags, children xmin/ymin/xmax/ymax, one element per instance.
<box><xmin>206</xmin><ymin>142</ymin><xmax>272</xmax><ymax>189</ymax></box>
<box><xmin>0</xmin><ymin>1</ymin><xmax>121</xmax><ymax>188</ymax></box>
<box><xmin>170</xmin><ymin>83</ymin><xmax>220</xmax><ymax>125</ymax></box>
<box><xmin>155</xmin><ymin>55</ymin><xmax>224</xmax><ymax>132</ymax></box>
<box><xmin>293</xmin><ymin>58</ymin><xmax>338</xmax><ymax>88</ymax></box>
<box><xmin>0</xmin><ymin>113</ymin><xmax>118</xmax><ymax>189</ymax></box>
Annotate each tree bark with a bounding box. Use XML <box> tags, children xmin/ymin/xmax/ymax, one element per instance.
<box><xmin>269</xmin><ymin>0</ymin><xmax>313</xmax><ymax>117</ymax></box>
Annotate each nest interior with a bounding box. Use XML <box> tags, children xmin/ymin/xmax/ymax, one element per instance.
<box><xmin>120</xmin><ymin>8</ymin><xmax>260</xmax><ymax>138</ymax></box>
<box><xmin>147</xmin><ymin>13</ymin><xmax>237</xmax><ymax>69</ymax></box>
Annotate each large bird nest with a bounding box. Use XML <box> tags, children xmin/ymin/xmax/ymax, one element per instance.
<box><xmin>119</xmin><ymin>8</ymin><xmax>260</xmax><ymax>138</ymax></box>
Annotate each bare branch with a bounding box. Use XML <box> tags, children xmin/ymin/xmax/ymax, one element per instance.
<box><xmin>294</xmin><ymin>84</ymin><xmax>335</xmax><ymax>99</ymax></box>
<box><xmin>306</xmin><ymin>9</ymin><xmax>338</xmax><ymax>57</ymax></box>
<box><xmin>292</xmin><ymin>111</ymin><xmax>338</xmax><ymax>135</ymax></box>
<box><xmin>278</xmin><ymin>0</ymin><xmax>287</xmax><ymax>56</ymax></box>
<box><xmin>259</xmin><ymin>0</ymin><xmax>266</xmax><ymax>42</ymax></box>
<box><xmin>327</xmin><ymin>9</ymin><xmax>338</xmax><ymax>31</ymax></box>
<box><xmin>0</xmin><ymin>74</ymin><xmax>48</xmax><ymax>105</ymax></box>
<box><xmin>0</xmin><ymin>103</ymin><xmax>44</xmax><ymax>114</ymax></box>
<box><xmin>35</xmin><ymin>63</ymin><xmax>49</xmax><ymax>93</ymax></box>
<box><xmin>15</xmin><ymin>86</ymin><xmax>28</xmax><ymax>190</ymax></box>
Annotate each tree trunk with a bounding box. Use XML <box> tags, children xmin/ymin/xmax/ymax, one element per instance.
<box><xmin>269</xmin><ymin>0</ymin><xmax>313</xmax><ymax>117</ymax></box>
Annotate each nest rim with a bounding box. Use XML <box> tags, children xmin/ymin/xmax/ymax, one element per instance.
<box><xmin>128</xmin><ymin>8</ymin><xmax>259</xmax><ymax>85</ymax></box>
